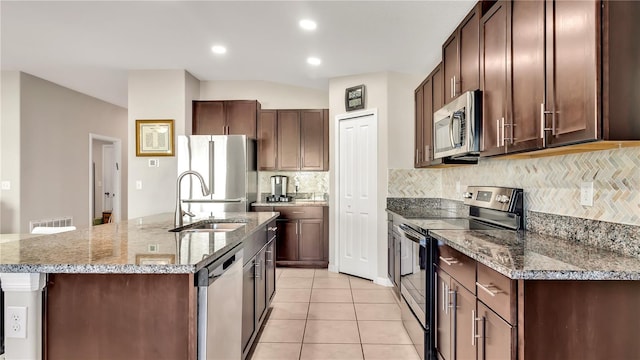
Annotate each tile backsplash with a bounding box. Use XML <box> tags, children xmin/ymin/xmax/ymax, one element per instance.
<box><xmin>259</xmin><ymin>171</ymin><xmax>329</xmax><ymax>198</ymax></box>
<box><xmin>389</xmin><ymin>147</ymin><xmax>640</xmax><ymax>226</ymax></box>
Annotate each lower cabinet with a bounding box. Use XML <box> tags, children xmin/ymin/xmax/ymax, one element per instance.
<box><xmin>255</xmin><ymin>206</ymin><xmax>328</xmax><ymax>267</ymax></box>
<box><xmin>242</xmin><ymin>220</ymin><xmax>277</xmax><ymax>359</ymax></box>
<box><xmin>477</xmin><ymin>302</ymin><xmax>514</xmax><ymax>360</ymax></box>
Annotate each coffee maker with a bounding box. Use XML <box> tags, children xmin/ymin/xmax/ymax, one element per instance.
<box><xmin>266</xmin><ymin>175</ymin><xmax>292</xmax><ymax>202</ymax></box>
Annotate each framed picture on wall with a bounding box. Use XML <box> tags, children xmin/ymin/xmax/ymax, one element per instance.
<box><xmin>135</xmin><ymin>119</ymin><xmax>175</xmax><ymax>156</ymax></box>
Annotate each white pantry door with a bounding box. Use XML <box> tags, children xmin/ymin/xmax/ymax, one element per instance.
<box><xmin>338</xmin><ymin>113</ymin><xmax>377</xmax><ymax>279</ymax></box>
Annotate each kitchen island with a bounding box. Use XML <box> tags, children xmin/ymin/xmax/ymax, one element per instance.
<box><xmin>389</xmin><ymin>207</ymin><xmax>640</xmax><ymax>360</ymax></box>
<box><xmin>0</xmin><ymin>211</ymin><xmax>279</xmax><ymax>360</ymax></box>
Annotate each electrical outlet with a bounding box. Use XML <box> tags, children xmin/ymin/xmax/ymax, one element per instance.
<box><xmin>580</xmin><ymin>182</ymin><xmax>594</xmax><ymax>207</ymax></box>
<box><xmin>136</xmin><ymin>180</ymin><xmax>143</xmax><ymax>190</ymax></box>
<box><xmin>6</xmin><ymin>306</ymin><xmax>27</xmax><ymax>339</ymax></box>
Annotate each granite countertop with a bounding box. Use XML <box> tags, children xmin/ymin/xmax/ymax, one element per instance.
<box><xmin>0</xmin><ymin>211</ymin><xmax>279</xmax><ymax>274</ymax></box>
<box><xmin>387</xmin><ymin>208</ymin><xmax>640</xmax><ymax>281</ymax></box>
<box><xmin>252</xmin><ymin>200</ymin><xmax>328</xmax><ymax>207</ymax></box>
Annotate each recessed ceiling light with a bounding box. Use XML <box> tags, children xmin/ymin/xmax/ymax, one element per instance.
<box><xmin>307</xmin><ymin>57</ymin><xmax>322</xmax><ymax>66</ymax></box>
<box><xmin>299</xmin><ymin>19</ymin><xmax>317</xmax><ymax>31</ymax></box>
<box><xmin>211</xmin><ymin>45</ymin><xmax>227</xmax><ymax>54</ymax></box>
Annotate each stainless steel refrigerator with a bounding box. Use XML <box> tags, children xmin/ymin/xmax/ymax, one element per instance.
<box><xmin>177</xmin><ymin>135</ymin><xmax>257</xmax><ymax>213</ymax></box>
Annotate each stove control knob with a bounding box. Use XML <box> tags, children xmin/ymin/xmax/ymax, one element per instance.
<box><xmin>497</xmin><ymin>195</ymin><xmax>510</xmax><ymax>203</ymax></box>
<box><xmin>463</xmin><ymin>192</ymin><xmax>473</xmax><ymax>199</ymax></box>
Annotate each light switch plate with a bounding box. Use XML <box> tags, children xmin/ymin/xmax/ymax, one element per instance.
<box><xmin>580</xmin><ymin>182</ymin><xmax>594</xmax><ymax>207</ymax></box>
<box><xmin>136</xmin><ymin>180</ymin><xmax>143</xmax><ymax>190</ymax></box>
<box><xmin>1</xmin><ymin>181</ymin><xmax>10</xmax><ymax>190</ymax></box>
<box><xmin>148</xmin><ymin>159</ymin><xmax>159</xmax><ymax>167</ymax></box>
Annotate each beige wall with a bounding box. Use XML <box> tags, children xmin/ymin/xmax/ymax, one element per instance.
<box><xmin>200</xmin><ymin>80</ymin><xmax>328</xmax><ymax>109</ymax></box>
<box><xmin>388</xmin><ymin>72</ymin><xmax>423</xmax><ymax>169</ymax></box>
<box><xmin>127</xmin><ymin>70</ymin><xmax>200</xmax><ymax>219</ymax></box>
<box><xmin>1</xmin><ymin>71</ymin><xmax>22</xmax><ymax>232</ymax></box>
<box><xmin>3</xmin><ymin>72</ymin><xmax>128</xmax><ymax>232</ymax></box>
<box><xmin>329</xmin><ymin>72</ymin><xmax>417</xmax><ymax>281</ymax></box>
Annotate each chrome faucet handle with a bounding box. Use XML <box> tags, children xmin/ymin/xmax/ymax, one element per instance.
<box><xmin>183</xmin><ymin>209</ymin><xmax>195</xmax><ymax>218</ymax></box>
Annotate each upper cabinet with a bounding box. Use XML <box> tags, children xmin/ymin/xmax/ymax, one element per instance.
<box><xmin>443</xmin><ymin>3</ymin><xmax>486</xmax><ymax>104</ymax></box>
<box><xmin>415</xmin><ymin>63</ymin><xmax>443</xmax><ymax>167</ymax></box>
<box><xmin>259</xmin><ymin>109</ymin><xmax>329</xmax><ymax>171</ymax></box>
<box><xmin>480</xmin><ymin>0</ymin><xmax>640</xmax><ymax>156</ymax></box>
<box><xmin>193</xmin><ymin>100</ymin><xmax>260</xmax><ymax>138</ymax></box>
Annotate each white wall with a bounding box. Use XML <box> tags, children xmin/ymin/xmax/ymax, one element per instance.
<box><xmin>127</xmin><ymin>70</ymin><xmax>200</xmax><ymax>219</ymax></box>
<box><xmin>5</xmin><ymin>72</ymin><xmax>128</xmax><ymax>232</ymax></box>
<box><xmin>200</xmin><ymin>80</ymin><xmax>328</xmax><ymax>109</ymax></box>
<box><xmin>388</xmin><ymin>72</ymin><xmax>423</xmax><ymax>169</ymax></box>
<box><xmin>329</xmin><ymin>72</ymin><xmax>389</xmax><ymax>281</ymax></box>
<box><xmin>0</xmin><ymin>71</ymin><xmax>22</xmax><ymax>233</ymax></box>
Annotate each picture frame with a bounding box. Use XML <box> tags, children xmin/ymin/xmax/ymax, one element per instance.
<box><xmin>135</xmin><ymin>254</ymin><xmax>176</xmax><ymax>265</ymax></box>
<box><xmin>345</xmin><ymin>84</ymin><xmax>365</xmax><ymax>111</ymax></box>
<box><xmin>135</xmin><ymin>119</ymin><xmax>175</xmax><ymax>156</ymax></box>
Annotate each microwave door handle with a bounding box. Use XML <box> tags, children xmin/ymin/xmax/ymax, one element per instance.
<box><xmin>449</xmin><ymin>114</ymin><xmax>456</xmax><ymax>148</ymax></box>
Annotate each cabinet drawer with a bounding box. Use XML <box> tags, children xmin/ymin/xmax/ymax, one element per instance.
<box><xmin>477</xmin><ymin>262</ymin><xmax>516</xmax><ymax>324</ymax></box>
<box><xmin>274</xmin><ymin>206</ymin><xmax>323</xmax><ymax>219</ymax></box>
<box><xmin>438</xmin><ymin>244</ymin><xmax>476</xmax><ymax>294</ymax></box>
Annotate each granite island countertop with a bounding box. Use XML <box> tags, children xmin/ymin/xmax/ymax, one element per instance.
<box><xmin>387</xmin><ymin>208</ymin><xmax>640</xmax><ymax>281</ymax></box>
<box><xmin>0</xmin><ymin>211</ymin><xmax>279</xmax><ymax>274</ymax></box>
<box><xmin>252</xmin><ymin>200</ymin><xmax>328</xmax><ymax>207</ymax></box>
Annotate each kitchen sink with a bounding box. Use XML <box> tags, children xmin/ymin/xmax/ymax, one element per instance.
<box><xmin>169</xmin><ymin>221</ymin><xmax>245</xmax><ymax>233</ymax></box>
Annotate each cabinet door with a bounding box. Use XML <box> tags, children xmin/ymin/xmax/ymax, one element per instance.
<box><xmin>480</xmin><ymin>0</ymin><xmax>508</xmax><ymax>156</ymax></box>
<box><xmin>443</xmin><ymin>34</ymin><xmax>459</xmax><ymax>104</ymax></box>
<box><xmin>509</xmin><ymin>0</ymin><xmax>545</xmax><ymax>153</ymax></box>
<box><xmin>459</xmin><ymin>7</ymin><xmax>481</xmax><ymax>95</ymax></box>
<box><xmin>477</xmin><ymin>302</ymin><xmax>515</xmax><ymax>360</ymax></box>
<box><xmin>300</xmin><ymin>110</ymin><xmax>326</xmax><ymax>171</ymax></box>
<box><xmin>545</xmin><ymin>0</ymin><xmax>599</xmax><ymax>146</ymax></box>
<box><xmin>436</xmin><ymin>269</ymin><xmax>452</xmax><ymax>360</ymax></box>
<box><xmin>193</xmin><ymin>101</ymin><xmax>225</xmax><ymax>135</ymax></box>
<box><xmin>432</xmin><ymin>64</ymin><xmax>444</xmax><ymax>112</ymax></box>
<box><xmin>266</xmin><ymin>239</ymin><xmax>276</xmax><ymax>302</ymax></box>
<box><xmin>422</xmin><ymin>74</ymin><xmax>434</xmax><ymax>164</ymax></box>
<box><xmin>242</xmin><ymin>260</ymin><xmax>256</xmax><ymax>353</ymax></box>
<box><xmin>258</xmin><ymin>110</ymin><xmax>277</xmax><ymax>170</ymax></box>
<box><xmin>453</xmin><ymin>280</ymin><xmax>477</xmax><ymax>360</ymax></box>
<box><xmin>298</xmin><ymin>219</ymin><xmax>324</xmax><ymax>261</ymax></box>
<box><xmin>277</xmin><ymin>110</ymin><xmax>301</xmax><ymax>170</ymax></box>
<box><xmin>256</xmin><ymin>248</ymin><xmax>267</xmax><ymax>323</ymax></box>
<box><xmin>226</xmin><ymin>100</ymin><xmax>258</xmax><ymax>138</ymax></box>
<box><xmin>276</xmin><ymin>219</ymin><xmax>298</xmax><ymax>261</ymax></box>
<box><xmin>415</xmin><ymin>85</ymin><xmax>425</xmax><ymax>167</ymax></box>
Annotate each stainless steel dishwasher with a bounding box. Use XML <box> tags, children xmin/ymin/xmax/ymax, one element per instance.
<box><xmin>197</xmin><ymin>245</ymin><xmax>244</xmax><ymax>360</ymax></box>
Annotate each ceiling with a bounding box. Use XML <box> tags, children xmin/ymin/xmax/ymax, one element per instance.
<box><xmin>1</xmin><ymin>1</ymin><xmax>475</xmax><ymax>108</ymax></box>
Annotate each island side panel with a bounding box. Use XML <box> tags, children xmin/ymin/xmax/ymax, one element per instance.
<box><xmin>45</xmin><ymin>273</ymin><xmax>197</xmax><ymax>360</ymax></box>
<box><xmin>520</xmin><ymin>280</ymin><xmax>640</xmax><ymax>360</ymax></box>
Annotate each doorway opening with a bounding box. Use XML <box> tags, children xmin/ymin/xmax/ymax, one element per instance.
<box><xmin>89</xmin><ymin>134</ymin><xmax>122</xmax><ymax>226</ymax></box>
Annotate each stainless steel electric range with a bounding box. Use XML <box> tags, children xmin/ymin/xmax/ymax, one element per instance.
<box><xmin>391</xmin><ymin>186</ymin><xmax>524</xmax><ymax>360</ymax></box>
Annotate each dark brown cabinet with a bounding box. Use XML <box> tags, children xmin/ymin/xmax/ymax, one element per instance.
<box><xmin>193</xmin><ymin>100</ymin><xmax>259</xmax><ymax>138</ymax></box>
<box><xmin>414</xmin><ymin>64</ymin><xmax>443</xmax><ymax>168</ymax></box>
<box><xmin>241</xmin><ymin>259</ymin><xmax>256</xmax><ymax>354</ymax></box>
<box><xmin>477</xmin><ymin>302</ymin><xmax>514</xmax><ymax>360</ymax></box>
<box><xmin>258</xmin><ymin>110</ymin><xmax>277</xmax><ymax>170</ymax></box>
<box><xmin>481</xmin><ymin>0</ymin><xmax>640</xmax><ymax>157</ymax></box>
<box><xmin>436</xmin><ymin>270</ymin><xmax>452</xmax><ymax>360</ymax></box>
<box><xmin>254</xmin><ymin>206</ymin><xmax>328</xmax><ymax>267</ymax></box>
<box><xmin>443</xmin><ymin>3</ymin><xmax>484</xmax><ymax>104</ymax></box>
<box><xmin>258</xmin><ymin>109</ymin><xmax>329</xmax><ymax>171</ymax></box>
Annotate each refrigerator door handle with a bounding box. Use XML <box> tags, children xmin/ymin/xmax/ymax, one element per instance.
<box><xmin>209</xmin><ymin>140</ymin><xmax>215</xmax><ymax>196</ymax></box>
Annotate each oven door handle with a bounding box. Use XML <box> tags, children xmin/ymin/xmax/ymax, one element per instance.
<box><xmin>395</xmin><ymin>224</ymin><xmax>425</xmax><ymax>243</ymax></box>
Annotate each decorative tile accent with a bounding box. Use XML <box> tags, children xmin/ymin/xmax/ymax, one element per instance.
<box><xmin>388</xmin><ymin>169</ymin><xmax>441</xmax><ymax>197</ymax></box>
<box><xmin>390</xmin><ymin>147</ymin><xmax>640</xmax><ymax>226</ymax></box>
<box><xmin>259</xmin><ymin>171</ymin><xmax>329</xmax><ymax>197</ymax></box>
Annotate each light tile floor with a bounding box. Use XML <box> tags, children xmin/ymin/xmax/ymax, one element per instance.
<box><xmin>250</xmin><ymin>268</ymin><xmax>420</xmax><ymax>360</ymax></box>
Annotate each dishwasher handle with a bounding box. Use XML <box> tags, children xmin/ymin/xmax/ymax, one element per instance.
<box><xmin>196</xmin><ymin>246</ymin><xmax>244</xmax><ymax>286</ymax></box>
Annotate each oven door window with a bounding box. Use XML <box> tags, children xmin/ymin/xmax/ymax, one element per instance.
<box><xmin>400</xmin><ymin>240</ymin><xmax>426</xmax><ymax>315</ymax></box>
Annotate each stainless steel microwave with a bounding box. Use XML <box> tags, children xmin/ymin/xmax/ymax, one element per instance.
<box><xmin>433</xmin><ymin>90</ymin><xmax>481</xmax><ymax>159</ymax></box>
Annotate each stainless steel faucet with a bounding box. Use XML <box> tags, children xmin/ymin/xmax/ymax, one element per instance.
<box><xmin>175</xmin><ymin>170</ymin><xmax>210</xmax><ymax>227</ymax></box>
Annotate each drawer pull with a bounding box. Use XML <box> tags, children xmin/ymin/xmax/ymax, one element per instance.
<box><xmin>476</xmin><ymin>282</ymin><xmax>502</xmax><ymax>297</ymax></box>
<box><xmin>291</xmin><ymin>211</ymin><xmax>305</xmax><ymax>214</ymax></box>
<box><xmin>439</xmin><ymin>256</ymin><xmax>459</xmax><ymax>266</ymax></box>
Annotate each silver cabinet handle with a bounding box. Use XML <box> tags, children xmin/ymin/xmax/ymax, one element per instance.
<box><xmin>416</xmin><ymin>148</ymin><xmax>419</xmax><ymax>163</ymax></box>
<box><xmin>447</xmin><ymin>288</ymin><xmax>456</xmax><ymax>315</ymax></box>
<box><xmin>476</xmin><ymin>282</ymin><xmax>502</xmax><ymax>297</ymax></box>
<box><xmin>453</xmin><ymin>75</ymin><xmax>457</xmax><ymax>97</ymax></box>
<box><xmin>255</xmin><ymin>259</ymin><xmax>261</xmax><ymax>279</ymax></box>
<box><xmin>434</xmin><ymin>272</ymin><xmax>439</xmax><ymax>345</ymax></box>
<box><xmin>451</xmin><ymin>77</ymin><xmax>454</xmax><ymax>98</ymax></box>
<box><xmin>540</xmin><ymin>102</ymin><xmax>555</xmax><ymax>146</ymax></box>
<box><xmin>424</xmin><ymin>145</ymin><xmax>429</xmax><ymax>161</ymax></box>
<box><xmin>292</xmin><ymin>211</ymin><xmax>305</xmax><ymax>214</ymax></box>
<box><xmin>496</xmin><ymin>119</ymin><xmax>500</xmax><ymax>148</ymax></box>
<box><xmin>439</xmin><ymin>256</ymin><xmax>459</xmax><ymax>266</ymax></box>
<box><xmin>442</xmin><ymin>281</ymin><xmax>446</xmax><ymax>312</ymax></box>
<box><xmin>471</xmin><ymin>310</ymin><xmax>482</xmax><ymax>346</ymax></box>
<box><xmin>500</xmin><ymin>117</ymin><xmax>505</xmax><ymax>147</ymax></box>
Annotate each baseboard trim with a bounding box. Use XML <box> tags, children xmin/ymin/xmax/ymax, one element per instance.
<box><xmin>374</xmin><ymin>276</ymin><xmax>393</xmax><ymax>287</ymax></box>
<box><xmin>328</xmin><ymin>263</ymin><xmax>338</xmax><ymax>273</ymax></box>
